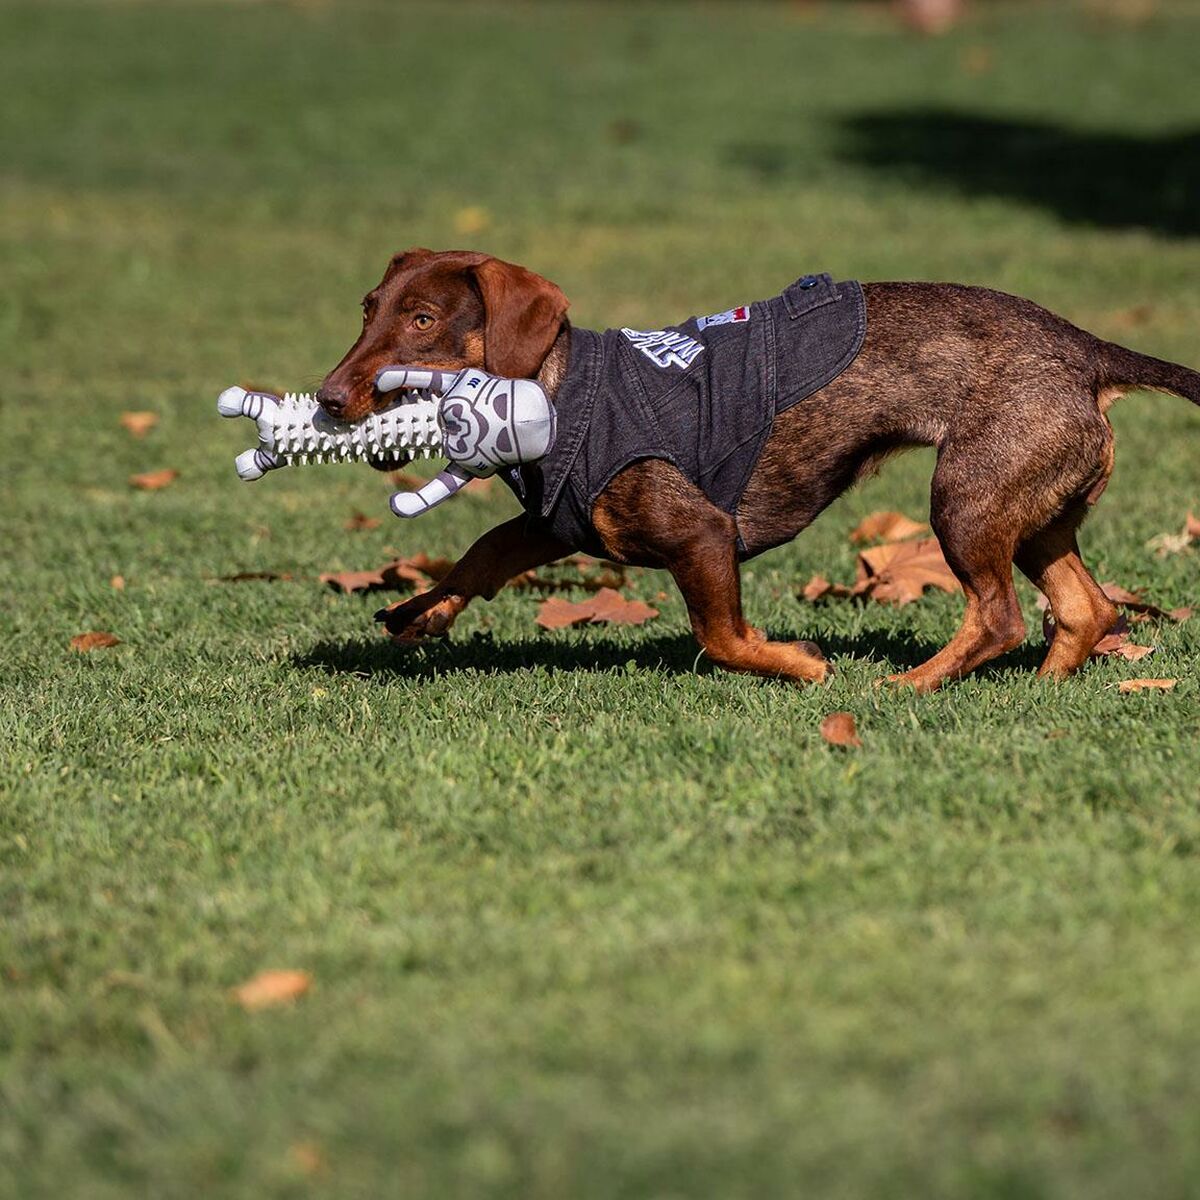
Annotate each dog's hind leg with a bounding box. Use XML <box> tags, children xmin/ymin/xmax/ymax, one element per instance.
<box><xmin>1015</xmin><ymin>511</ymin><xmax>1118</xmax><ymax>679</ymax></box>
<box><xmin>888</xmin><ymin>456</ymin><xmax>1027</xmax><ymax>692</ymax></box>
<box><xmin>593</xmin><ymin>460</ymin><xmax>832</xmax><ymax>683</ymax></box>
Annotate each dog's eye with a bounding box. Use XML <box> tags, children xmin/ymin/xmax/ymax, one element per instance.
<box><xmin>412</xmin><ymin>313</ymin><xmax>435</xmax><ymax>331</ymax></box>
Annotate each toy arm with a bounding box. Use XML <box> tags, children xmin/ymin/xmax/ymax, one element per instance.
<box><xmin>390</xmin><ymin>464</ymin><xmax>475</xmax><ymax>518</ymax></box>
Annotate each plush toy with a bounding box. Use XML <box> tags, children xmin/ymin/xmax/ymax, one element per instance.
<box><xmin>217</xmin><ymin>366</ymin><xmax>555</xmax><ymax>517</ymax></box>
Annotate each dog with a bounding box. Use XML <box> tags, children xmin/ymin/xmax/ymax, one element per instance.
<box><xmin>317</xmin><ymin>248</ymin><xmax>1200</xmax><ymax>691</ymax></box>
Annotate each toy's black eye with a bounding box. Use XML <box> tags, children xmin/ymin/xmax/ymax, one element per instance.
<box><xmin>413</xmin><ymin>313</ymin><xmax>435</xmax><ymax>331</ymax></box>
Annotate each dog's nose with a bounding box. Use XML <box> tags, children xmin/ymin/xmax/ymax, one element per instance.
<box><xmin>316</xmin><ymin>384</ymin><xmax>348</xmax><ymax>417</ymax></box>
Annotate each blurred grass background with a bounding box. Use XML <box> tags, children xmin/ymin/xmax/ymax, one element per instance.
<box><xmin>1</xmin><ymin>2</ymin><xmax>1199</xmax><ymax>1197</ymax></box>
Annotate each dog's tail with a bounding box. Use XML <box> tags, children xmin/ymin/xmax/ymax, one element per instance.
<box><xmin>1097</xmin><ymin>339</ymin><xmax>1200</xmax><ymax>406</ymax></box>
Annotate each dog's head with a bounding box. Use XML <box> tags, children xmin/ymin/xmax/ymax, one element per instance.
<box><xmin>316</xmin><ymin>249</ymin><xmax>569</xmax><ymax>422</ymax></box>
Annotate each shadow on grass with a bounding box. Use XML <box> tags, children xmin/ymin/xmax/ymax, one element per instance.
<box><xmin>826</xmin><ymin>109</ymin><xmax>1200</xmax><ymax>238</ymax></box>
<box><xmin>291</xmin><ymin>628</ymin><xmax>1048</xmax><ymax>681</ymax></box>
<box><xmin>844</xmin><ymin>109</ymin><xmax>1200</xmax><ymax>237</ymax></box>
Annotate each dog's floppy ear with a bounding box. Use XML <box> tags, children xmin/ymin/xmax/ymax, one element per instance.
<box><xmin>470</xmin><ymin>257</ymin><xmax>569</xmax><ymax>379</ymax></box>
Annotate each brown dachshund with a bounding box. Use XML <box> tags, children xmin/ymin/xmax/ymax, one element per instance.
<box><xmin>317</xmin><ymin>248</ymin><xmax>1200</xmax><ymax>691</ymax></box>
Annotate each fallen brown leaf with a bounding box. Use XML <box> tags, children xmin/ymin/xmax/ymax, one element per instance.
<box><xmin>536</xmin><ymin>587</ymin><xmax>658</xmax><ymax>629</ymax></box>
<box><xmin>1099</xmin><ymin>581</ymin><xmax>1187</xmax><ymax>622</ymax></box>
<box><xmin>233</xmin><ymin>969</ymin><xmax>311</xmax><ymax>1011</ymax></box>
<box><xmin>320</xmin><ymin>566</ymin><xmax>392</xmax><ymax>594</ymax></box>
<box><xmin>401</xmin><ymin>552</ymin><xmax>454</xmax><ymax>582</ymax></box>
<box><xmin>536</xmin><ymin>596</ymin><xmax>593</xmax><ymax>629</ymax></box>
<box><xmin>1149</xmin><ymin>511</ymin><xmax>1200</xmax><ymax>557</ymax></box>
<box><xmin>1117</xmin><ymin>678</ymin><xmax>1177</xmax><ymax>693</ymax></box>
<box><xmin>855</xmin><ymin>538</ymin><xmax>961</xmax><ymax>605</ymax></box>
<box><xmin>110</xmin><ymin>574</ymin><xmax>126</xmax><ymax>591</ymax></box>
<box><xmin>509</xmin><ymin>555</ymin><xmax>630</xmax><ymax>594</ymax></box>
<box><xmin>344</xmin><ymin>510</ymin><xmax>381</xmax><ymax>531</ymax></box>
<box><xmin>802</xmin><ymin>574</ymin><xmax>851</xmax><ymax>602</ymax></box>
<box><xmin>288</xmin><ymin>1142</ymin><xmax>326</xmax><ymax>1176</ymax></box>
<box><xmin>70</xmin><ymin>631</ymin><xmax>120</xmax><ymax>652</ymax></box>
<box><xmin>320</xmin><ymin>554</ymin><xmax>453</xmax><ymax>594</ymax></box>
<box><xmin>1148</xmin><ymin>531</ymin><xmax>1193</xmax><ymax>557</ymax></box>
<box><xmin>849</xmin><ymin>510</ymin><xmax>928</xmax><ymax>545</ymax></box>
<box><xmin>129</xmin><ymin>468</ymin><xmax>178</xmax><ymax>491</ymax></box>
<box><xmin>1092</xmin><ymin>632</ymin><xmax>1154</xmax><ymax>661</ymax></box>
<box><xmin>820</xmin><ymin>712</ymin><xmax>862</xmax><ymax>748</ymax></box>
<box><xmin>802</xmin><ymin>538</ymin><xmax>959</xmax><ymax>607</ymax></box>
<box><xmin>119</xmin><ymin>411</ymin><xmax>159</xmax><ymax>438</ymax></box>
<box><xmin>588</xmin><ymin>587</ymin><xmax>659</xmax><ymax>625</ymax></box>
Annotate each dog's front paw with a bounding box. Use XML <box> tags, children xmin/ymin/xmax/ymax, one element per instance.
<box><xmin>374</xmin><ymin>590</ymin><xmax>465</xmax><ymax>642</ymax></box>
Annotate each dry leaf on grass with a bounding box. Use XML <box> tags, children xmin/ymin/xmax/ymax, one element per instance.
<box><xmin>344</xmin><ymin>510</ymin><xmax>381</xmax><ymax>531</ymax></box>
<box><xmin>1117</xmin><ymin>678</ymin><xmax>1177</xmax><ymax>693</ymax></box>
<box><xmin>129</xmin><ymin>468</ymin><xmax>178</xmax><ymax>491</ymax></box>
<box><xmin>1147</xmin><ymin>511</ymin><xmax>1200</xmax><ymax>558</ymax></box>
<box><xmin>849</xmin><ymin>510</ymin><xmax>928</xmax><ymax>545</ymax></box>
<box><xmin>320</xmin><ymin>553</ymin><xmax>454</xmax><ymax>595</ymax></box>
<box><xmin>232</xmin><ymin>969</ymin><xmax>311</xmax><ymax>1011</ymax></box>
<box><xmin>288</xmin><ymin>1142</ymin><xmax>326</xmax><ymax>1176</ymax></box>
<box><xmin>536</xmin><ymin>587</ymin><xmax>658</xmax><ymax>629</ymax></box>
<box><xmin>119</xmin><ymin>411</ymin><xmax>159</xmax><ymax>438</ymax></box>
<box><xmin>803</xmin><ymin>538</ymin><xmax>960</xmax><ymax>607</ymax></box>
<box><xmin>1091</xmin><ymin>631</ymin><xmax>1154</xmax><ymax>661</ymax></box>
<box><xmin>1099</xmin><ymin>581</ymin><xmax>1190</xmax><ymax>623</ymax></box>
<box><xmin>70</xmin><ymin>631</ymin><xmax>120</xmax><ymax>652</ymax></box>
<box><xmin>510</xmin><ymin>555</ymin><xmax>630</xmax><ymax>594</ymax></box>
<box><xmin>858</xmin><ymin>540</ymin><xmax>961</xmax><ymax>604</ymax></box>
<box><xmin>820</xmin><ymin>712</ymin><xmax>862</xmax><ymax>748</ymax></box>
<box><xmin>801</xmin><ymin>574</ymin><xmax>840</xmax><ymax>602</ymax></box>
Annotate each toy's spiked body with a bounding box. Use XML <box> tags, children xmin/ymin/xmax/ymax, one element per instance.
<box><xmin>217</xmin><ymin>386</ymin><xmax>442</xmax><ymax>480</ymax></box>
<box><xmin>217</xmin><ymin>367</ymin><xmax>555</xmax><ymax>518</ymax></box>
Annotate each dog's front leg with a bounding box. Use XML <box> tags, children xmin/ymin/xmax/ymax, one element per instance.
<box><xmin>375</xmin><ymin>516</ymin><xmax>571</xmax><ymax>642</ymax></box>
<box><xmin>593</xmin><ymin>461</ymin><xmax>831</xmax><ymax>683</ymax></box>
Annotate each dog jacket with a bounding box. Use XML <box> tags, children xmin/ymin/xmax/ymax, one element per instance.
<box><xmin>503</xmin><ymin>273</ymin><xmax>866</xmax><ymax>558</ymax></box>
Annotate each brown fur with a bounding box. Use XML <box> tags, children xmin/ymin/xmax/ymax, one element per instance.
<box><xmin>327</xmin><ymin>252</ymin><xmax>1200</xmax><ymax>691</ymax></box>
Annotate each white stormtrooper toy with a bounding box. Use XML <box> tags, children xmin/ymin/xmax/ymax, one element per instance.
<box><xmin>216</xmin><ymin>365</ymin><xmax>556</xmax><ymax>518</ymax></box>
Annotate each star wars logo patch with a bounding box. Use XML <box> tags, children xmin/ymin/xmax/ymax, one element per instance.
<box><xmin>621</xmin><ymin>327</ymin><xmax>704</xmax><ymax>370</ymax></box>
<box><xmin>695</xmin><ymin>305</ymin><xmax>749</xmax><ymax>331</ymax></box>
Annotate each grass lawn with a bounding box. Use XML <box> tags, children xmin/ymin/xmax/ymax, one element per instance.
<box><xmin>2</xmin><ymin>1</ymin><xmax>1199</xmax><ymax>1196</ymax></box>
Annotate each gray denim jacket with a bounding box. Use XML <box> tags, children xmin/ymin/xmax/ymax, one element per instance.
<box><xmin>503</xmin><ymin>273</ymin><xmax>866</xmax><ymax>559</ymax></box>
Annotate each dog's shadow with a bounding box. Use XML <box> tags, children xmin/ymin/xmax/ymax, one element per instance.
<box><xmin>291</xmin><ymin>627</ymin><xmax>1046</xmax><ymax>681</ymax></box>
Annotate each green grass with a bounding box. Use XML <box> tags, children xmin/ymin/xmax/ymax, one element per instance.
<box><xmin>2</xmin><ymin>1</ymin><xmax>1199</xmax><ymax>1196</ymax></box>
